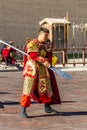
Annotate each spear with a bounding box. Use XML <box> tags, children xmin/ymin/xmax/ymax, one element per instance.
<box><xmin>0</xmin><ymin>39</ymin><xmax>72</xmax><ymax>80</ymax></box>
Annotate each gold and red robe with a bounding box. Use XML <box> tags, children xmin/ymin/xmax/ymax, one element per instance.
<box><xmin>20</xmin><ymin>39</ymin><xmax>61</xmax><ymax>107</ymax></box>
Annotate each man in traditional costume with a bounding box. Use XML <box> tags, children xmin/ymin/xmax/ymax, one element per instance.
<box><xmin>20</xmin><ymin>27</ymin><xmax>61</xmax><ymax>118</ymax></box>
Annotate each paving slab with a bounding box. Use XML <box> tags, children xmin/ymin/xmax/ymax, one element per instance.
<box><xmin>0</xmin><ymin>70</ymin><xmax>87</xmax><ymax>130</ymax></box>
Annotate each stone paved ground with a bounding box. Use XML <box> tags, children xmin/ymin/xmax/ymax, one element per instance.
<box><xmin>0</xmin><ymin>70</ymin><xmax>87</xmax><ymax>130</ymax></box>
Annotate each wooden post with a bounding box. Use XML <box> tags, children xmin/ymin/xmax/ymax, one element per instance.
<box><xmin>62</xmin><ymin>49</ymin><xmax>65</xmax><ymax>66</ymax></box>
<box><xmin>82</xmin><ymin>49</ymin><xmax>85</xmax><ymax>66</ymax></box>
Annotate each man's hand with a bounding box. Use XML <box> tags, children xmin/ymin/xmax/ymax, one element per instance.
<box><xmin>43</xmin><ymin>61</ymin><xmax>51</xmax><ymax>68</ymax></box>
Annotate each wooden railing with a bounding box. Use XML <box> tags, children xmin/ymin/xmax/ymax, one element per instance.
<box><xmin>53</xmin><ymin>48</ymin><xmax>87</xmax><ymax>66</ymax></box>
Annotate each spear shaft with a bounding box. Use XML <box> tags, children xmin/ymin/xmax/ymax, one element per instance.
<box><xmin>0</xmin><ymin>39</ymin><xmax>29</xmax><ymax>56</ymax></box>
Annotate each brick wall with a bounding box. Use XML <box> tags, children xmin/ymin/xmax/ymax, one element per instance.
<box><xmin>0</xmin><ymin>0</ymin><xmax>87</xmax><ymax>46</ymax></box>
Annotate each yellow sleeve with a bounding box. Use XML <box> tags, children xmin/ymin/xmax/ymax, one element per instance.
<box><xmin>26</xmin><ymin>40</ymin><xmax>38</xmax><ymax>53</ymax></box>
<box><xmin>52</xmin><ymin>54</ymin><xmax>58</xmax><ymax>66</ymax></box>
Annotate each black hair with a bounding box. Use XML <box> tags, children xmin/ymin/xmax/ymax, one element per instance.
<box><xmin>39</xmin><ymin>27</ymin><xmax>49</xmax><ymax>34</ymax></box>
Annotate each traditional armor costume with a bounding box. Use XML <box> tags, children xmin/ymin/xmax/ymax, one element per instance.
<box><xmin>20</xmin><ymin>28</ymin><xmax>61</xmax><ymax>118</ymax></box>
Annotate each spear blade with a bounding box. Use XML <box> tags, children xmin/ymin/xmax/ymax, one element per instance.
<box><xmin>50</xmin><ymin>66</ymin><xmax>73</xmax><ymax>80</ymax></box>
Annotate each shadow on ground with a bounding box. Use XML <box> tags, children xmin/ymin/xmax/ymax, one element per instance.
<box><xmin>27</xmin><ymin>111</ymin><xmax>87</xmax><ymax>118</ymax></box>
<box><xmin>0</xmin><ymin>101</ymin><xmax>19</xmax><ymax>108</ymax></box>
